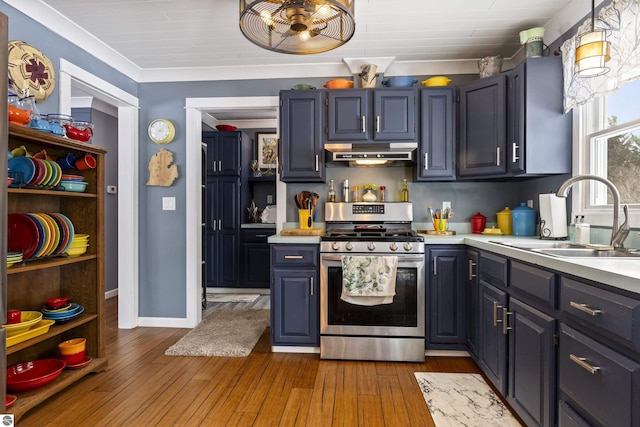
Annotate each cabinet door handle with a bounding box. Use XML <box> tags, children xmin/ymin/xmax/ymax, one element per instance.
<box><xmin>315</xmin><ymin>155</ymin><xmax>319</xmax><ymax>172</ymax></box>
<box><xmin>433</xmin><ymin>257</ymin><xmax>437</xmax><ymax>276</ymax></box>
<box><xmin>512</xmin><ymin>142</ymin><xmax>519</xmax><ymax>163</ymax></box>
<box><xmin>493</xmin><ymin>302</ymin><xmax>503</xmax><ymax>326</ymax></box>
<box><xmin>570</xmin><ymin>354</ymin><xmax>600</xmax><ymax>374</ymax></box>
<box><xmin>218</xmin><ymin>219</ymin><xmax>222</xmax><ymax>230</ymax></box>
<box><xmin>468</xmin><ymin>260</ymin><xmax>476</xmax><ymax>280</ymax></box>
<box><xmin>424</xmin><ymin>153</ymin><xmax>429</xmax><ymax>171</ymax></box>
<box><xmin>361</xmin><ymin>115</ymin><xmax>366</xmax><ymax>133</ymax></box>
<box><xmin>218</xmin><ymin>160</ymin><xmax>222</xmax><ymax>172</ymax></box>
<box><xmin>310</xmin><ymin>277</ymin><xmax>314</xmax><ymax>296</ymax></box>
<box><xmin>502</xmin><ymin>307</ymin><xmax>512</xmax><ymax>335</ymax></box>
<box><xmin>376</xmin><ymin>116</ymin><xmax>380</xmax><ymax>133</ymax></box>
<box><xmin>496</xmin><ymin>147</ymin><xmax>501</xmax><ymax>166</ymax></box>
<box><xmin>570</xmin><ymin>301</ymin><xmax>602</xmax><ymax>316</ymax></box>
<box><xmin>284</xmin><ymin>255</ymin><xmax>304</xmax><ymax>259</ymax></box>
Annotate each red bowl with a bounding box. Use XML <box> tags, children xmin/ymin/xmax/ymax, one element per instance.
<box><xmin>60</xmin><ymin>350</ymin><xmax>86</xmax><ymax>365</ymax></box>
<box><xmin>7</xmin><ymin>359</ymin><xmax>66</xmax><ymax>392</ymax></box>
<box><xmin>6</xmin><ymin>394</ymin><xmax>16</xmax><ymax>409</ymax></box>
<box><xmin>45</xmin><ymin>296</ymin><xmax>71</xmax><ymax>310</ymax></box>
<box><xmin>215</xmin><ymin>124</ymin><xmax>237</xmax><ymax>131</ymax></box>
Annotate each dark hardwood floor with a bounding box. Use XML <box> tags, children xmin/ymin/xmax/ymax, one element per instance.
<box><xmin>18</xmin><ymin>296</ymin><xmax>498</xmax><ymax>426</ymax></box>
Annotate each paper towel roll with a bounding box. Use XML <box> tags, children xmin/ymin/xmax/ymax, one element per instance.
<box><xmin>539</xmin><ymin>194</ymin><xmax>568</xmax><ymax>238</ymax></box>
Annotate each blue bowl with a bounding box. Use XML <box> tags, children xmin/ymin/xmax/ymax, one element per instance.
<box><xmin>381</xmin><ymin>76</ymin><xmax>418</xmax><ymax>87</ymax></box>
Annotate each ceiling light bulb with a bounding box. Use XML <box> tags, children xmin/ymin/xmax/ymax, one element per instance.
<box><xmin>259</xmin><ymin>10</ymin><xmax>274</xmax><ymax>27</ymax></box>
<box><xmin>299</xmin><ymin>30</ymin><xmax>311</xmax><ymax>41</ymax></box>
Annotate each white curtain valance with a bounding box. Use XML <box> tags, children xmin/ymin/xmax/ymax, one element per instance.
<box><xmin>561</xmin><ymin>0</ymin><xmax>640</xmax><ymax>113</ymax></box>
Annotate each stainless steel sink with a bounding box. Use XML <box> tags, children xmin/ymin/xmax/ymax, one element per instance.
<box><xmin>532</xmin><ymin>248</ymin><xmax>640</xmax><ymax>258</ymax></box>
<box><xmin>490</xmin><ymin>241</ymin><xmax>579</xmax><ymax>250</ymax></box>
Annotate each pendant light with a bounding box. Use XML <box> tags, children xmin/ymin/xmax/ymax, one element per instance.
<box><xmin>239</xmin><ymin>0</ymin><xmax>355</xmax><ymax>55</ymax></box>
<box><xmin>575</xmin><ymin>0</ymin><xmax>611</xmax><ymax>77</ymax></box>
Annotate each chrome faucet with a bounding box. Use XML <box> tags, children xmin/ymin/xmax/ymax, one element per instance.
<box><xmin>556</xmin><ymin>174</ymin><xmax>630</xmax><ymax>248</ymax></box>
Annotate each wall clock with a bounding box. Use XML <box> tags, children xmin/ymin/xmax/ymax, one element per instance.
<box><xmin>148</xmin><ymin>119</ymin><xmax>175</xmax><ymax>144</ymax></box>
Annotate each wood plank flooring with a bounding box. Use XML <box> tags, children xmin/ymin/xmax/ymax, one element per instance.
<box><xmin>17</xmin><ymin>296</ymin><xmax>510</xmax><ymax>426</ymax></box>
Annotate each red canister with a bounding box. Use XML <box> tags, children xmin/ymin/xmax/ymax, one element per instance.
<box><xmin>471</xmin><ymin>212</ymin><xmax>487</xmax><ymax>234</ymax></box>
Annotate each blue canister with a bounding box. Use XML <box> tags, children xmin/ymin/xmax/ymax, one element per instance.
<box><xmin>511</xmin><ymin>202</ymin><xmax>537</xmax><ymax>236</ymax></box>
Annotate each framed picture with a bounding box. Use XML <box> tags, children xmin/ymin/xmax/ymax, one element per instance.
<box><xmin>256</xmin><ymin>132</ymin><xmax>278</xmax><ymax>169</ymax></box>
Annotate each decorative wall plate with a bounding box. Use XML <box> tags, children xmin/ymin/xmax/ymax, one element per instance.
<box><xmin>8</xmin><ymin>40</ymin><xmax>55</xmax><ymax>102</ymax></box>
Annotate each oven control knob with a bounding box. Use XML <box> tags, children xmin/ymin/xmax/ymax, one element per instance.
<box><xmin>389</xmin><ymin>242</ymin><xmax>398</xmax><ymax>251</ymax></box>
<box><xmin>367</xmin><ymin>242</ymin><xmax>376</xmax><ymax>251</ymax></box>
<box><xmin>331</xmin><ymin>242</ymin><xmax>341</xmax><ymax>251</ymax></box>
<box><xmin>345</xmin><ymin>242</ymin><xmax>353</xmax><ymax>251</ymax></box>
<box><xmin>403</xmin><ymin>242</ymin><xmax>413</xmax><ymax>251</ymax></box>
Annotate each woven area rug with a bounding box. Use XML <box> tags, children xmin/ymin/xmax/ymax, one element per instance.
<box><xmin>414</xmin><ymin>373</ymin><xmax>521</xmax><ymax>427</ymax></box>
<box><xmin>165</xmin><ymin>309</ymin><xmax>269</xmax><ymax>357</ymax></box>
<box><xmin>205</xmin><ymin>293</ymin><xmax>260</xmax><ymax>303</ymax></box>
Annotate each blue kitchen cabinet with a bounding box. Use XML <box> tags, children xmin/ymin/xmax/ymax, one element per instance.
<box><xmin>241</xmin><ymin>228</ymin><xmax>276</xmax><ymax>288</ymax></box>
<box><xmin>466</xmin><ymin>249</ymin><xmax>480</xmax><ymax>356</ymax></box>
<box><xmin>279</xmin><ymin>90</ymin><xmax>325</xmax><ymax>182</ymax></box>
<box><xmin>203</xmin><ymin>131</ymin><xmax>243</xmax><ymax>176</ymax></box>
<box><xmin>205</xmin><ymin>176</ymin><xmax>242</xmax><ymax>287</ymax></box>
<box><xmin>416</xmin><ymin>88</ymin><xmax>455</xmax><ymax>180</ymax></box>
<box><xmin>270</xmin><ymin>245</ymin><xmax>319</xmax><ymax>346</ymax></box>
<box><xmin>458</xmin><ymin>74</ymin><xmax>507</xmax><ymax>177</ymax></box>
<box><xmin>478</xmin><ymin>280</ymin><xmax>508</xmax><ymax>395</ymax></box>
<box><xmin>203</xmin><ymin>130</ymin><xmax>249</xmax><ymax>288</ymax></box>
<box><xmin>508</xmin><ymin>297</ymin><xmax>557</xmax><ymax>427</ymax></box>
<box><xmin>325</xmin><ymin>88</ymin><xmax>418</xmax><ymax>142</ymax></box>
<box><xmin>427</xmin><ymin>247</ymin><xmax>466</xmax><ymax>349</ymax></box>
<box><xmin>507</xmin><ymin>56</ymin><xmax>571</xmax><ymax>175</ymax></box>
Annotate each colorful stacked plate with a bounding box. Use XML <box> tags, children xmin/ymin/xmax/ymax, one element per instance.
<box><xmin>41</xmin><ymin>302</ymin><xmax>84</xmax><ymax>323</ymax></box>
<box><xmin>8</xmin><ymin>212</ymin><xmax>75</xmax><ymax>260</ymax></box>
<box><xmin>7</xmin><ymin>251</ymin><xmax>23</xmax><ymax>268</ymax></box>
<box><xmin>7</xmin><ymin>156</ymin><xmax>62</xmax><ymax>189</ymax></box>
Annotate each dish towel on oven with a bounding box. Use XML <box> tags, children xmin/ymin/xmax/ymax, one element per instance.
<box><xmin>341</xmin><ymin>255</ymin><xmax>398</xmax><ymax>306</ymax></box>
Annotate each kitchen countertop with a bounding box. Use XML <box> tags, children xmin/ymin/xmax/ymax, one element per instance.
<box><xmin>269</xmin><ymin>231</ymin><xmax>640</xmax><ymax>295</ymax></box>
<box><xmin>241</xmin><ymin>223</ymin><xmax>276</xmax><ymax>229</ymax></box>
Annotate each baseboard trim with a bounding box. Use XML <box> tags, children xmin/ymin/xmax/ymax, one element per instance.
<box><xmin>206</xmin><ymin>287</ymin><xmax>270</xmax><ymax>295</ymax></box>
<box><xmin>105</xmin><ymin>288</ymin><xmax>118</xmax><ymax>300</ymax></box>
<box><xmin>271</xmin><ymin>346</ymin><xmax>320</xmax><ymax>354</ymax></box>
<box><xmin>425</xmin><ymin>350</ymin><xmax>470</xmax><ymax>357</ymax></box>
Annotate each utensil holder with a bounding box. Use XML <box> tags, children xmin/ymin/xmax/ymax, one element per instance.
<box><xmin>299</xmin><ymin>209</ymin><xmax>314</xmax><ymax>230</ymax></box>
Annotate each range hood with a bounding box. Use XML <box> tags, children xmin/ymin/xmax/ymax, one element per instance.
<box><xmin>325</xmin><ymin>143</ymin><xmax>417</xmax><ymax>166</ymax></box>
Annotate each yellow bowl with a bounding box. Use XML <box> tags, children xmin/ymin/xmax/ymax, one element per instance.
<box><xmin>58</xmin><ymin>338</ymin><xmax>86</xmax><ymax>355</ymax></box>
<box><xmin>65</xmin><ymin>245</ymin><xmax>88</xmax><ymax>257</ymax></box>
<box><xmin>421</xmin><ymin>76</ymin><xmax>452</xmax><ymax>87</ymax></box>
<box><xmin>73</xmin><ymin>234</ymin><xmax>90</xmax><ymax>240</ymax></box>
<box><xmin>69</xmin><ymin>241</ymin><xmax>90</xmax><ymax>248</ymax></box>
<box><xmin>2</xmin><ymin>311</ymin><xmax>44</xmax><ymax>336</ymax></box>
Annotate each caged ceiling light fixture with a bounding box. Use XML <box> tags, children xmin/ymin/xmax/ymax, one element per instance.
<box><xmin>239</xmin><ymin>0</ymin><xmax>355</xmax><ymax>55</ymax></box>
<box><xmin>575</xmin><ymin>0</ymin><xmax>611</xmax><ymax>77</ymax></box>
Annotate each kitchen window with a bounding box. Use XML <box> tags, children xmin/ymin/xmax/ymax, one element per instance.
<box><xmin>573</xmin><ymin>78</ymin><xmax>640</xmax><ymax>229</ymax></box>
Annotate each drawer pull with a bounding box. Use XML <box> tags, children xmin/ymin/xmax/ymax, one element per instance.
<box><xmin>255</xmin><ymin>234</ymin><xmax>267</xmax><ymax>238</ymax></box>
<box><xmin>284</xmin><ymin>255</ymin><xmax>304</xmax><ymax>259</ymax></box>
<box><xmin>570</xmin><ymin>301</ymin><xmax>602</xmax><ymax>316</ymax></box>
<box><xmin>493</xmin><ymin>302</ymin><xmax>503</xmax><ymax>326</ymax></box>
<box><xmin>570</xmin><ymin>354</ymin><xmax>600</xmax><ymax>374</ymax></box>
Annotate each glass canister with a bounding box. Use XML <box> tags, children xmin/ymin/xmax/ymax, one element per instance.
<box><xmin>511</xmin><ymin>203</ymin><xmax>536</xmax><ymax>236</ymax></box>
<box><xmin>496</xmin><ymin>207</ymin><xmax>513</xmax><ymax>235</ymax></box>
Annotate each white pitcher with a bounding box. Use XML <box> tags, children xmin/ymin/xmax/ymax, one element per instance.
<box><xmin>359</xmin><ymin>64</ymin><xmax>378</xmax><ymax>88</ymax></box>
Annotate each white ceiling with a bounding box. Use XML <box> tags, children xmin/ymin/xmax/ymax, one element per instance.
<box><xmin>5</xmin><ymin>0</ymin><xmax>599</xmax><ymax>123</ymax></box>
<box><xmin>7</xmin><ymin>0</ymin><xmax>598</xmax><ymax>82</ymax></box>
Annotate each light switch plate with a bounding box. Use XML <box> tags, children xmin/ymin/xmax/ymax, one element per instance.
<box><xmin>442</xmin><ymin>201</ymin><xmax>451</xmax><ymax>212</ymax></box>
<box><xmin>162</xmin><ymin>197</ymin><xmax>176</xmax><ymax>211</ymax></box>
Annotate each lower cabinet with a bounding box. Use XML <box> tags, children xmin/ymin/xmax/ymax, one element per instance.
<box><xmin>270</xmin><ymin>244</ymin><xmax>319</xmax><ymax>346</ymax></box>
<box><xmin>427</xmin><ymin>247</ymin><xmax>466</xmax><ymax>349</ymax></box>
<box><xmin>477</xmin><ymin>280</ymin><xmax>508</xmax><ymax>395</ymax></box>
<box><xmin>241</xmin><ymin>228</ymin><xmax>275</xmax><ymax>288</ymax></box>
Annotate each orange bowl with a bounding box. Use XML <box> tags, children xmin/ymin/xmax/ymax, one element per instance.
<box><xmin>58</xmin><ymin>338</ymin><xmax>86</xmax><ymax>355</ymax></box>
<box><xmin>60</xmin><ymin>350</ymin><xmax>86</xmax><ymax>365</ymax></box>
<box><xmin>8</xmin><ymin>104</ymin><xmax>31</xmax><ymax>126</ymax></box>
<box><xmin>324</xmin><ymin>78</ymin><xmax>354</xmax><ymax>89</ymax></box>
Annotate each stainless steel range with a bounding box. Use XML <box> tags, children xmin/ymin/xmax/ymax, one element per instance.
<box><xmin>320</xmin><ymin>202</ymin><xmax>425</xmax><ymax>362</ymax></box>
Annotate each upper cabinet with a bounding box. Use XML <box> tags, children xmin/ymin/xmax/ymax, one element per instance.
<box><xmin>458</xmin><ymin>74</ymin><xmax>507</xmax><ymax>177</ymax></box>
<box><xmin>203</xmin><ymin>131</ymin><xmax>242</xmax><ymax>177</ymax></box>
<box><xmin>279</xmin><ymin>90</ymin><xmax>325</xmax><ymax>182</ymax></box>
<box><xmin>416</xmin><ymin>88</ymin><xmax>455</xmax><ymax>180</ymax></box>
<box><xmin>458</xmin><ymin>57</ymin><xmax>571</xmax><ymax>179</ymax></box>
<box><xmin>325</xmin><ymin>89</ymin><xmax>418</xmax><ymax>142</ymax></box>
<box><xmin>507</xmin><ymin>56</ymin><xmax>572</xmax><ymax>176</ymax></box>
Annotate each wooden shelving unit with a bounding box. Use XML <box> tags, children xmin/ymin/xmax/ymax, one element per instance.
<box><xmin>5</xmin><ymin>124</ymin><xmax>108</xmax><ymax>421</ymax></box>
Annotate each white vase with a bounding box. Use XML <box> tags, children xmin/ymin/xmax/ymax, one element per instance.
<box><xmin>362</xmin><ymin>189</ymin><xmax>377</xmax><ymax>202</ymax></box>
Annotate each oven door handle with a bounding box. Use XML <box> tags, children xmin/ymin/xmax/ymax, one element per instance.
<box><xmin>321</xmin><ymin>255</ymin><xmax>425</xmax><ymax>263</ymax></box>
